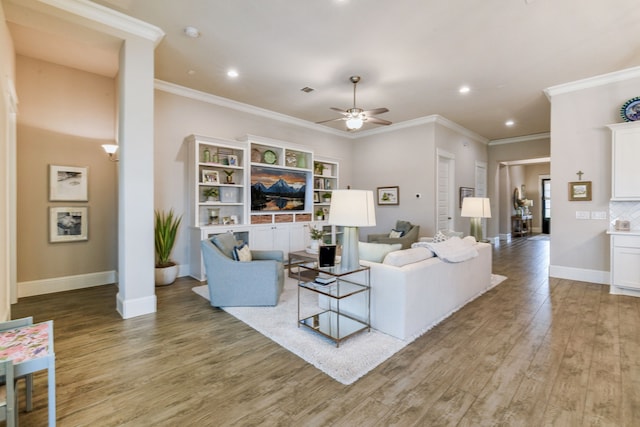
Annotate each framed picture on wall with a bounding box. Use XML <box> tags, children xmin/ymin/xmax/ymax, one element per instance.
<box><xmin>459</xmin><ymin>187</ymin><xmax>475</xmax><ymax>208</ymax></box>
<box><xmin>50</xmin><ymin>207</ymin><xmax>88</xmax><ymax>242</ymax></box>
<box><xmin>568</xmin><ymin>181</ymin><xmax>592</xmax><ymax>201</ymax></box>
<box><xmin>377</xmin><ymin>186</ymin><xmax>399</xmax><ymax>205</ymax></box>
<box><xmin>49</xmin><ymin>165</ymin><xmax>88</xmax><ymax>201</ymax></box>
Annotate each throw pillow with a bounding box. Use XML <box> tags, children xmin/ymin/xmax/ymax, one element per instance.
<box><xmin>433</xmin><ymin>230</ymin><xmax>449</xmax><ymax>243</ymax></box>
<box><xmin>212</xmin><ymin>232</ymin><xmax>239</xmax><ymax>259</ymax></box>
<box><xmin>395</xmin><ymin>220</ymin><xmax>412</xmax><ymax>234</ymax></box>
<box><xmin>233</xmin><ymin>243</ymin><xmax>252</xmax><ymax>262</ymax></box>
<box><xmin>389</xmin><ymin>229</ymin><xmax>404</xmax><ymax>238</ymax></box>
<box><xmin>383</xmin><ymin>247</ymin><xmax>434</xmax><ymax>267</ymax></box>
<box><xmin>358</xmin><ymin>241</ymin><xmax>402</xmax><ymax>263</ymax></box>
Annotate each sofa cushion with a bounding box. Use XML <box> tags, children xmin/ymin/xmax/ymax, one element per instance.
<box><xmin>395</xmin><ymin>220</ymin><xmax>412</xmax><ymax>234</ymax></box>
<box><xmin>211</xmin><ymin>232</ymin><xmax>238</xmax><ymax>259</ymax></box>
<box><xmin>433</xmin><ymin>229</ymin><xmax>464</xmax><ymax>243</ymax></box>
<box><xmin>359</xmin><ymin>242</ymin><xmax>402</xmax><ymax>263</ymax></box>
<box><xmin>433</xmin><ymin>230</ymin><xmax>449</xmax><ymax>243</ymax></box>
<box><xmin>389</xmin><ymin>229</ymin><xmax>404</xmax><ymax>238</ymax></box>
<box><xmin>383</xmin><ymin>247</ymin><xmax>434</xmax><ymax>267</ymax></box>
<box><xmin>233</xmin><ymin>243</ymin><xmax>252</xmax><ymax>262</ymax></box>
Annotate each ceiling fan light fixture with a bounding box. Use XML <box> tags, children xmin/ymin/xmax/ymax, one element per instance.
<box><xmin>346</xmin><ymin>117</ymin><xmax>363</xmax><ymax>130</ymax></box>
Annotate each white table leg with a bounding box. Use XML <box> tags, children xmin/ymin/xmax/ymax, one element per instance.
<box><xmin>48</xmin><ymin>358</ymin><xmax>55</xmax><ymax>427</ymax></box>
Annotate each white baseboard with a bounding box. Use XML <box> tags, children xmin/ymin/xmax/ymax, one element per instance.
<box><xmin>18</xmin><ymin>271</ymin><xmax>117</xmax><ymax>298</ymax></box>
<box><xmin>549</xmin><ymin>265</ymin><xmax>609</xmax><ymax>285</ymax></box>
<box><xmin>116</xmin><ymin>292</ymin><xmax>157</xmax><ymax>319</ymax></box>
<box><xmin>498</xmin><ymin>233</ymin><xmax>512</xmax><ymax>241</ymax></box>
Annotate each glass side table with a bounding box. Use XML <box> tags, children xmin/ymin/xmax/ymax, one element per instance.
<box><xmin>296</xmin><ymin>262</ymin><xmax>370</xmax><ymax>347</ymax></box>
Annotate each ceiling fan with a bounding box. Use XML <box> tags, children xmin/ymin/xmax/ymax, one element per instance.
<box><xmin>317</xmin><ymin>76</ymin><xmax>391</xmax><ymax>130</ymax></box>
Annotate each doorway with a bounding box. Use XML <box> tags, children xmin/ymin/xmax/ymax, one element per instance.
<box><xmin>541</xmin><ymin>177</ymin><xmax>551</xmax><ymax>234</ymax></box>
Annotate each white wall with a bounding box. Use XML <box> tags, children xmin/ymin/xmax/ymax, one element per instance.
<box><xmin>547</xmin><ymin>69</ymin><xmax>640</xmax><ymax>283</ymax></box>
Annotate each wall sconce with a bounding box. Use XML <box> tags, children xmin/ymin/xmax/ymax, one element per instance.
<box><xmin>102</xmin><ymin>144</ymin><xmax>119</xmax><ymax>162</ymax></box>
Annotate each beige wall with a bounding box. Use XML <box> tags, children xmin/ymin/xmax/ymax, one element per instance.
<box><xmin>15</xmin><ymin>56</ymin><xmax>117</xmax><ymax>285</ymax></box>
<box><xmin>352</xmin><ymin>118</ymin><xmax>488</xmax><ymax>237</ymax></box>
<box><xmin>153</xmin><ymin>88</ymin><xmax>352</xmax><ymax>268</ymax></box>
<box><xmin>548</xmin><ymin>74</ymin><xmax>640</xmax><ymax>282</ymax></box>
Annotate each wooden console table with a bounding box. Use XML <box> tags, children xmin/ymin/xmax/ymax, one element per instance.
<box><xmin>512</xmin><ymin>215</ymin><xmax>532</xmax><ymax>237</ymax></box>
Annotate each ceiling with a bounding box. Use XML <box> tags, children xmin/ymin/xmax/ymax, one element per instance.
<box><xmin>5</xmin><ymin>0</ymin><xmax>640</xmax><ymax>140</ymax></box>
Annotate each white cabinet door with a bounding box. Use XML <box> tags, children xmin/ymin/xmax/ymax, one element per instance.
<box><xmin>289</xmin><ymin>223</ymin><xmax>310</xmax><ymax>253</ymax></box>
<box><xmin>611</xmin><ymin>235</ymin><xmax>640</xmax><ymax>290</ymax></box>
<box><xmin>250</xmin><ymin>224</ymin><xmax>291</xmax><ymax>256</ymax></box>
<box><xmin>609</xmin><ymin>122</ymin><xmax>640</xmax><ymax>200</ymax></box>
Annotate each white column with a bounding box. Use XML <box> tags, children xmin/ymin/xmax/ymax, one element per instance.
<box><xmin>116</xmin><ymin>36</ymin><xmax>156</xmax><ymax>318</ymax></box>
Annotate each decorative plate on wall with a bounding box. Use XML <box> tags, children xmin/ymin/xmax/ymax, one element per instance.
<box><xmin>620</xmin><ymin>97</ymin><xmax>640</xmax><ymax>122</ymax></box>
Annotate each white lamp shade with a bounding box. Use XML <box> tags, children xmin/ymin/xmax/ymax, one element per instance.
<box><xmin>461</xmin><ymin>197</ymin><xmax>491</xmax><ymax>218</ymax></box>
<box><xmin>328</xmin><ymin>190</ymin><xmax>376</xmax><ymax>227</ymax></box>
<box><xmin>102</xmin><ymin>144</ymin><xmax>119</xmax><ymax>154</ymax></box>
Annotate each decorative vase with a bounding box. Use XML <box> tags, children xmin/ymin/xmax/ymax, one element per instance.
<box><xmin>297</xmin><ymin>153</ymin><xmax>306</xmax><ymax>169</ymax></box>
<box><xmin>203</xmin><ymin>148</ymin><xmax>211</xmax><ymax>163</ymax></box>
<box><xmin>155</xmin><ymin>264</ymin><xmax>178</xmax><ymax>286</ymax></box>
<box><xmin>226</xmin><ymin>174</ymin><xmax>233</xmax><ymax>184</ymax></box>
<box><xmin>309</xmin><ymin>239</ymin><xmax>320</xmax><ymax>252</ymax></box>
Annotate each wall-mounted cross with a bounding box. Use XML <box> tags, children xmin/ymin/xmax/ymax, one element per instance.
<box><xmin>576</xmin><ymin>170</ymin><xmax>584</xmax><ymax>180</ymax></box>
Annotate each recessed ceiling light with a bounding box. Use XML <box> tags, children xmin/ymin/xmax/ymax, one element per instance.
<box><xmin>183</xmin><ymin>26</ymin><xmax>200</xmax><ymax>38</ymax></box>
<box><xmin>187</xmin><ymin>70</ymin><xmax>196</xmax><ymax>75</ymax></box>
<box><xmin>505</xmin><ymin>120</ymin><xmax>515</xmax><ymax>126</ymax></box>
<box><xmin>459</xmin><ymin>86</ymin><xmax>470</xmax><ymax>94</ymax></box>
<box><xmin>227</xmin><ymin>69</ymin><xmax>239</xmax><ymax>78</ymax></box>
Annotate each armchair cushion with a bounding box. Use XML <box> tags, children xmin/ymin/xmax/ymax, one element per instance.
<box><xmin>395</xmin><ymin>220</ymin><xmax>413</xmax><ymax>234</ymax></box>
<box><xmin>367</xmin><ymin>221</ymin><xmax>420</xmax><ymax>249</ymax></box>
<box><xmin>212</xmin><ymin>232</ymin><xmax>239</xmax><ymax>259</ymax></box>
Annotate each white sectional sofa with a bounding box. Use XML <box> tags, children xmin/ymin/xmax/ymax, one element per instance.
<box><xmin>327</xmin><ymin>241</ymin><xmax>493</xmax><ymax>341</ymax></box>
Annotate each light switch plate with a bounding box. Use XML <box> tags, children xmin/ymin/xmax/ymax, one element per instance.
<box><xmin>576</xmin><ymin>211</ymin><xmax>590</xmax><ymax>219</ymax></box>
<box><xmin>591</xmin><ymin>211</ymin><xmax>607</xmax><ymax>220</ymax></box>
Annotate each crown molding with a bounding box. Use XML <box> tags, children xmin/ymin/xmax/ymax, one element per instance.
<box><xmin>488</xmin><ymin>132</ymin><xmax>550</xmax><ymax>146</ymax></box>
<box><xmin>155</xmin><ymin>80</ymin><xmax>490</xmax><ymax>143</ymax></box>
<box><xmin>544</xmin><ymin>66</ymin><xmax>640</xmax><ymax>100</ymax></box>
<box><xmin>14</xmin><ymin>0</ymin><xmax>164</xmax><ymax>45</ymax></box>
<box><xmin>154</xmin><ymin>80</ymin><xmax>349</xmax><ymax>138</ymax></box>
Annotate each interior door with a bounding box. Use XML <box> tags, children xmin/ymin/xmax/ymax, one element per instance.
<box><xmin>542</xmin><ymin>178</ymin><xmax>551</xmax><ymax>234</ymax></box>
<box><xmin>437</xmin><ymin>150</ymin><xmax>455</xmax><ymax>231</ymax></box>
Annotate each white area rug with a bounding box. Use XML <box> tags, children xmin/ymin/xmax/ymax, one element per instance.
<box><xmin>192</xmin><ymin>274</ymin><xmax>507</xmax><ymax>385</ymax></box>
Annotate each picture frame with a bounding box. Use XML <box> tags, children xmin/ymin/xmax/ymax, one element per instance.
<box><xmin>49</xmin><ymin>165</ymin><xmax>88</xmax><ymax>201</ymax></box>
<box><xmin>569</xmin><ymin>181</ymin><xmax>592</xmax><ymax>201</ymax></box>
<box><xmin>228</xmin><ymin>155</ymin><xmax>238</xmax><ymax>166</ymax></box>
<box><xmin>459</xmin><ymin>187</ymin><xmax>475</xmax><ymax>208</ymax></box>
<box><xmin>202</xmin><ymin>169</ymin><xmax>219</xmax><ymax>184</ymax></box>
<box><xmin>313</xmin><ymin>192</ymin><xmax>320</xmax><ymax>203</ymax></box>
<box><xmin>377</xmin><ymin>186</ymin><xmax>399</xmax><ymax>205</ymax></box>
<box><xmin>50</xmin><ymin>207</ymin><xmax>88</xmax><ymax>242</ymax></box>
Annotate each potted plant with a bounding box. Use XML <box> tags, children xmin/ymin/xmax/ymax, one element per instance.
<box><xmin>322</xmin><ymin>192</ymin><xmax>332</xmax><ymax>203</ymax></box>
<box><xmin>223</xmin><ymin>170</ymin><xmax>234</xmax><ymax>184</ymax></box>
<box><xmin>154</xmin><ymin>209</ymin><xmax>182</xmax><ymax>286</ymax></box>
<box><xmin>314</xmin><ymin>162</ymin><xmax>325</xmax><ymax>175</ymax></box>
<box><xmin>315</xmin><ymin>208</ymin><xmax>324</xmax><ymax>221</ymax></box>
<box><xmin>309</xmin><ymin>225</ymin><xmax>324</xmax><ymax>253</ymax></box>
<box><xmin>203</xmin><ymin>187</ymin><xmax>219</xmax><ymax>201</ymax></box>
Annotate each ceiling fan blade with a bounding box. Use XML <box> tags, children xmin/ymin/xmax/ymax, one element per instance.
<box><xmin>316</xmin><ymin>117</ymin><xmax>346</xmax><ymax>124</ymax></box>
<box><xmin>330</xmin><ymin>107</ymin><xmax>349</xmax><ymax>115</ymax></box>
<box><xmin>362</xmin><ymin>107</ymin><xmax>389</xmax><ymax>116</ymax></box>
<box><xmin>365</xmin><ymin>116</ymin><xmax>392</xmax><ymax>126</ymax></box>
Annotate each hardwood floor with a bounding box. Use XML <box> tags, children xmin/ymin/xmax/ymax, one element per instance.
<box><xmin>11</xmin><ymin>236</ymin><xmax>640</xmax><ymax>426</ymax></box>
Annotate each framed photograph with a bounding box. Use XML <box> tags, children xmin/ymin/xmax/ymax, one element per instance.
<box><xmin>49</xmin><ymin>165</ymin><xmax>88</xmax><ymax>201</ymax></box>
<box><xmin>569</xmin><ymin>181</ymin><xmax>592</xmax><ymax>201</ymax></box>
<box><xmin>228</xmin><ymin>155</ymin><xmax>238</xmax><ymax>166</ymax></box>
<box><xmin>50</xmin><ymin>207</ymin><xmax>88</xmax><ymax>242</ymax></box>
<box><xmin>202</xmin><ymin>169</ymin><xmax>219</xmax><ymax>184</ymax></box>
<box><xmin>459</xmin><ymin>187</ymin><xmax>475</xmax><ymax>208</ymax></box>
<box><xmin>377</xmin><ymin>186</ymin><xmax>399</xmax><ymax>205</ymax></box>
<box><xmin>313</xmin><ymin>192</ymin><xmax>320</xmax><ymax>203</ymax></box>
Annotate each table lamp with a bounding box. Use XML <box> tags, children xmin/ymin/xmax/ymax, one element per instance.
<box><xmin>461</xmin><ymin>197</ymin><xmax>491</xmax><ymax>242</ymax></box>
<box><xmin>328</xmin><ymin>189</ymin><xmax>376</xmax><ymax>271</ymax></box>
